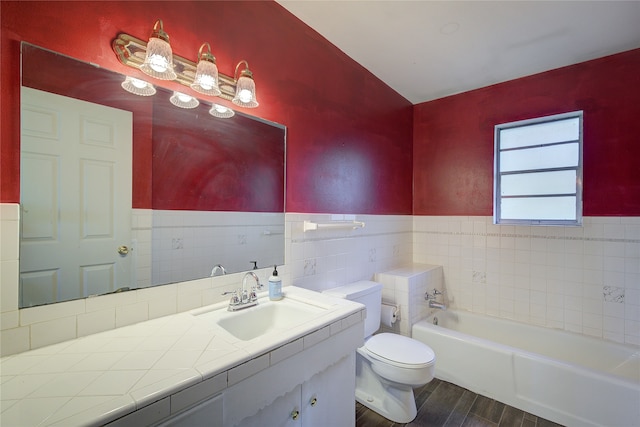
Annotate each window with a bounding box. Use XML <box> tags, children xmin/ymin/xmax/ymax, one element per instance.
<box><xmin>494</xmin><ymin>111</ymin><xmax>583</xmax><ymax>226</ymax></box>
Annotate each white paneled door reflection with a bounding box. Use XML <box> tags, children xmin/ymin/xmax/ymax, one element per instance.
<box><xmin>20</xmin><ymin>87</ymin><xmax>133</xmax><ymax>306</ymax></box>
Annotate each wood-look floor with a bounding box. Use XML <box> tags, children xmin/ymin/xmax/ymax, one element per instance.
<box><xmin>355</xmin><ymin>378</ymin><xmax>565</xmax><ymax>427</ymax></box>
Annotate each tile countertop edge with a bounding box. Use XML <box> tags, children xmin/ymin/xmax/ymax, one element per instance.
<box><xmin>46</xmin><ymin>396</ymin><xmax>136</xmax><ymax>427</ymax></box>
<box><xmin>0</xmin><ymin>287</ymin><xmax>364</xmax><ymax>427</ymax></box>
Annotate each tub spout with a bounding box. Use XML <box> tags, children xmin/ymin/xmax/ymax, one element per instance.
<box><xmin>429</xmin><ymin>300</ymin><xmax>446</xmax><ymax>310</ymax></box>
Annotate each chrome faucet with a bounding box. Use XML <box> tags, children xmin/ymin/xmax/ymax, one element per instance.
<box><xmin>429</xmin><ymin>300</ymin><xmax>447</xmax><ymax>310</ymax></box>
<box><xmin>222</xmin><ymin>271</ymin><xmax>264</xmax><ymax>311</ymax></box>
<box><xmin>210</xmin><ymin>264</ymin><xmax>227</xmax><ymax>277</ymax></box>
<box><xmin>425</xmin><ymin>288</ymin><xmax>446</xmax><ymax>310</ymax></box>
<box><xmin>242</xmin><ymin>271</ymin><xmax>262</xmax><ymax>303</ymax></box>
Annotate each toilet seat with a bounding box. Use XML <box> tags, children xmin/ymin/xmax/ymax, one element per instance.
<box><xmin>364</xmin><ymin>333</ymin><xmax>435</xmax><ymax>368</ymax></box>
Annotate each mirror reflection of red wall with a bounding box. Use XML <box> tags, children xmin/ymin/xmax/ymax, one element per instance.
<box><xmin>151</xmin><ymin>90</ymin><xmax>284</xmax><ymax>212</ymax></box>
<box><xmin>22</xmin><ymin>44</ymin><xmax>285</xmax><ymax>213</ymax></box>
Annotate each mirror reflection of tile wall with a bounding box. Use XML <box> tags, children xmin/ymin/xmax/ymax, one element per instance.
<box><xmin>151</xmin><ymin>211</ymin><xmax>285</xmax><ymax>285</ymax></box>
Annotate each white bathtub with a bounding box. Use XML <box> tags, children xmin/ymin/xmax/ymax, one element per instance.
<box><xmin>411</xmin><ymin>310</ymin><xmax>640</xmax><ymax>427</ymax></box>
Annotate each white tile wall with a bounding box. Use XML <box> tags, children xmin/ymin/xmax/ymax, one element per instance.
<box><xmin>413</xmin><ymin>215</ymin><xmax>640</xmax><ymax>346</ymax></box>
<box><xmin>132</xmin><ymin>209</ymin><xmax>153</xmax><ymax>288</ymax></box>
<box><xmin>285</xmin><ymin>213</ymin><xmax>413</xmax><ymax>293</ymax></box>
<box><xmin>375</xmin><ymin>264</ymin><xmax>444</xmax><ymax>336</ymax></box>
<box><xmin>2</xmin><ymin>203</ymin><xmax>638</xmax><ymax>357</ymax></box>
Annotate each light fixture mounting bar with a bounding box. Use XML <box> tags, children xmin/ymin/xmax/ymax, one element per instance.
<box><xmin>112</xmin><ymin>33</ymin><xmax>236</xmax><ymax>101</ymax></box>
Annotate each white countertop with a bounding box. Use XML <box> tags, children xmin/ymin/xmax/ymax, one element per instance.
<box><xmin>0</xmin><ymin>287</ymin><xmax>364</xmax><ymax>426</ymax></box>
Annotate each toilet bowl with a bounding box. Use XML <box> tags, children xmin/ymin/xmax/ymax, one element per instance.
<box><xmin>357</xmin><ymin>332</ymin><xmax>435</xmax><ymax>422</ymax></box>
<box><xmin>324</xmin><ymin>281</ymin><xmax>436</xmax><ymax>423</ymax></box>
<box><xmin>364</xmin><ymin>332</ymin><xmax>435</xmax><ymax>386</ymax></box>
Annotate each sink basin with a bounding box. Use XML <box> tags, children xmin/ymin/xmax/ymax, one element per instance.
<box><xmin>195</xmin><ymin>297</ymin><xmax>328</xmax><ymax>341</ymax></box>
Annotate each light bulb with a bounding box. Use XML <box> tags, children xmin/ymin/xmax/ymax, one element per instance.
<box><xmin>130</xmin><ymin>78</ymin><xmax>148</xmax><ymax>89</ymax></box>
<box><xmin>170</xmin><ymin>91</ymin><xmax>199</xmax><ymax>109</ymax></box>
<box><xmin>147</xmin><ymin>54</ymin><xmax>169</xmax><ymax>73</ymax></box>
<box><xmin>177</xmin><ymin>93</ymin><xmax>192</xmax><ymax>103</ymax></box>
<box><xmin>121</xmin><ymin>76</ymin><xmax>156</xmax><ymax>96</ymax></box>
<box><xmin>238</xmin><ymin>89</ymin><xmax>252</xmax><ymax>104</ymax></box>
<box><xmin>209</xmin><ymin>103</ymin><xmax>235</xmax><ymax>118</ymax></box>
<box><xmin>197</xmin><ymin>75</ymin><xmax>215</xmax><ymax>91</ymax></box>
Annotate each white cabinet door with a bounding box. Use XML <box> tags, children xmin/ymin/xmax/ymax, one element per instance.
<box><xmin>301</xmin><ymin>354</ymin><xmax>356</xmax><ymax>427</ymax></box>
<box><xmin>238</xmin><ymin>384</ymin><xmax>301</xmax><ymax>427</ymax></box>
<box><xmin>236</xmin><ymin>354</ymin><xmax>356</xmax><ymax>427</ymax></box>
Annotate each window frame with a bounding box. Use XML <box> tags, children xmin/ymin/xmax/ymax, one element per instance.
<box><xmin>493</xmin><ymin>111</ymin><xmax>583</xmax><ymax>226</ymax></box>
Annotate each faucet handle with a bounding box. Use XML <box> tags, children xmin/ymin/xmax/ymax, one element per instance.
<box><xmin>424</xmin><ymin>288</ymin><xmax>442</xmax><ymax>300</ymax></box>
<box><xmin>222</xmin><ymin>290</ymin><xmax>241</xmax><ymax>305</ymax></box>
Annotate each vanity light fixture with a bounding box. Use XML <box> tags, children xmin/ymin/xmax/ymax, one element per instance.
<box><xmin>121</xmin><ymin>76</ymin><xmax>156</xmax><ymax>96</ymax></box>
<box><xmin>113</xmin><ymin>20</ymin><xmax>260</xmax><ymax>108</ymax></box>
<box><xmin>191</xmin><ymin>43</ymin><xmax>222</xmax><ymax>96</ymax></box>
<box><xmin>139</xmin><ymin>19</ymin><xmax>177</xmax><ymax>80</ymax></box>
<box><xmin>170</xmin><ymin>91</ymin><xmax>199</xmax><ymax>109</ymax></box>
<box><xmin>209</xmin><ymin>104</ymin><xmax>235</xmax><ymax>118</ymax></box>
<box><xmin>232</xmin><ymin>60</ymin><xmax>259</xmax><ymax>108</ymax></box>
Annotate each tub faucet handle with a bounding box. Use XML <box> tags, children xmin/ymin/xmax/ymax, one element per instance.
<box><xmin>425</xmin><ymin>288</ymin><xmax>442</xmax><ymax>300</ymax></box>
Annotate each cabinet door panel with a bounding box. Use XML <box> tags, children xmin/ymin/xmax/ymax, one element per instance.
<box><xmin>239</xmin><ymin>384</ymin><xmax>301</xmax><ymax>427</ymax></box>
<box><xmin>302</xmin><ymin>354</ymin><xmax>356</xmax><ymax>427</ymax></box>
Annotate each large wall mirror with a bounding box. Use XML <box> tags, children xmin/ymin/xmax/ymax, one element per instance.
<box><xmin>19</xmin><ymin>43</ymin><xmax>286</xmax><ymax>308</ymax></box>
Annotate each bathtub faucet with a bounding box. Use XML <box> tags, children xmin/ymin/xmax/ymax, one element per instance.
<box><xmin>429</xmin><ymin>300</ymin><xmax>447</xmax><ymax>310</ymax></box>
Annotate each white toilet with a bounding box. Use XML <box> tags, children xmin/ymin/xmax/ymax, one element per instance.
<box><xmin>324</xmin><ymin>281</ymin><xmax>436</xmax><ymax>423</ymax></box>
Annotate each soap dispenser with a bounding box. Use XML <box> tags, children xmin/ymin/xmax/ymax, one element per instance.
<box><xmin>269</xmin><ymin>265</ymin><xmax>283</xmax><ymax>301</ymax></box>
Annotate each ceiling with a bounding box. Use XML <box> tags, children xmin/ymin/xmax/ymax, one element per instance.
<box><xmin>277</xmin><ymin>1</ymin><xmax>640</xmax><ymax>104</ymax></box>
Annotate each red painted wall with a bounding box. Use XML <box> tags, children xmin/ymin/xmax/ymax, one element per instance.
<box><xmin>414</xmin><ymin>48</ymin><xmax>640</xmax><ymax>216</ymax></box>
<box><xmin>1</xmin><ymin>1</ymin><xmax>413</xmax><ymax>214</ymax></box>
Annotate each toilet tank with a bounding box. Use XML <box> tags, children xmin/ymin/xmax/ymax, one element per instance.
<box><xmin>323</xmin><ymin>281</ymin><xmax>382</xmax><ymax>337</ymax></box>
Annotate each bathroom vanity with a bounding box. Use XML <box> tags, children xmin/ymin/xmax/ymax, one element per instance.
<box><xmin>0</xmin><ymin>287</ymin><xmax>364</xmax><ymax>426</ymax></box>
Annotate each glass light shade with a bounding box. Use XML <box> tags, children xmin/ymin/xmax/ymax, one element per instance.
<box><xmin>191</xmin><ymin>60</ymin><xmax>221</xmax><ymax>95</ymax></box>
<box><xmin>121</xmin><ymin>76</ymin><xmax>156</xmax><ymax>96</ymax></box>
<box><xmin>232</xmin><ymin>75</ymin><xmax>258</xmax><ymax>108</ymax></box>
<box><xmin>191</xmin><ymin>43</ymin><xmax>221</xmax><ymax>96</ymax></box>
<box><xmin>140</xmin><ymin>20</ymin><xmax>177</xmax><ymax>80</ymax></box>
<box><xmin>170</xmin><ymin>91</ymin><xmax>199</xmax><ymax>109</ymax></box>
<box><xmin>209</xmin><ymin>104</ymin><xmax>235</xmax><ymax>119</ymax></box>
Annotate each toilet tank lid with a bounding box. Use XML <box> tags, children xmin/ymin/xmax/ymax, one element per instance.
<box><xmin>323</xmin><ymin>281</ymin><xmax>382</xmax><ymax>300</ymax></box>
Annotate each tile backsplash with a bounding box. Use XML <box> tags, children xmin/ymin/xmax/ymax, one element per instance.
<box><xmin>2</xmin><ymin>204</ymin><xmax>638</xmax><ymax>356</ymax></box>
<box><xmin>413</xmin><ymin>216</ymin><xmax>640</xmax><ymax>346</ymax></box>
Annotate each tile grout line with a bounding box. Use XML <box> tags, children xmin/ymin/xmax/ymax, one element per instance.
<box><xmin>461</xmin><ymin>393</ymin><xmax>478</xmax><ymax>427</ymax></box>
<box><xmin>415</xmin><ymin>229</ymin><xmax>640</xmax><ymax>244</ymax></box>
